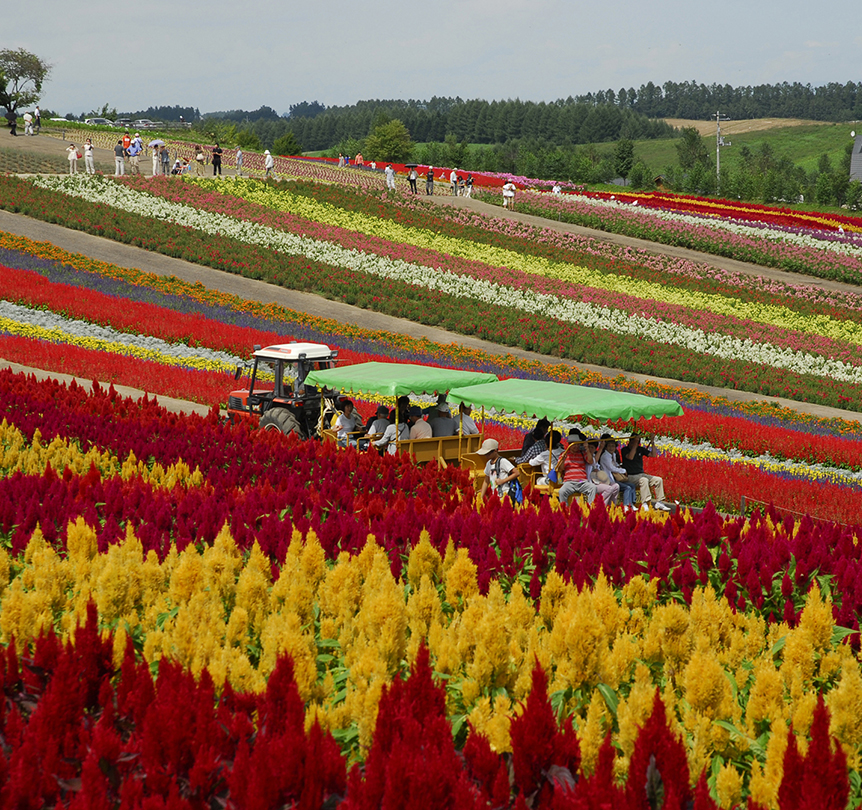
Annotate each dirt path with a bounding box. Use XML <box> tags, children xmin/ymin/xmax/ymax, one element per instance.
<box><xmin>2</xmin><ymin>207</ymin><xmax>860</xmax><ymax>424</ymax></box>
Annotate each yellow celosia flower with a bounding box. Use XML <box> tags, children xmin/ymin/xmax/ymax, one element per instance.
<box><xmin>748</xmin><ymin>717</ymin><xmax>788</xmax><ymax>809</ymax></box>
<box><xmin>406</xmin><ymin>530</ymin><xmax>443</xmax><ymax>589</ymax></box>
<box><xmin>642</xmin><ymin>602</ymin><xmax>692</xmax><ymax>666</ymax></box>
<box><xmin>467</xmin><ymin>694</ymin><xmax>513</xmax><ymax>753</ymax></box>
<box><xmin>683</xmin><ymin>646</ymin><xmax>733</xmax><ymax>720</ymax></box>
<box><xmin>444</xmin><ymin>548</ymin><xmax>479</xmax><ymax>605</ymax></box>
<box><xmin>715</xmin><ymin>761</ymin><xmax>743</xmax><ymax>810</ymax></box>
<box><xmin>798</xmin><ymin>583</ymin><xmax>833</xmax><ymax>652</ymax></box>
<box><xmin>620</xmin><ymin>574</ymin><xmax>657</xmax><ymax>611</ymax></box>
<box><xmin>578</xmin><ymin>688</ymin><xmax>609</xmax><ymax>775</ymax></box>
<box><xmin>259</xmin><ymin>610</ymin><xmax>317</xmax><ymax>699</ymax></box>
<box><xmin>616</xmin><ymin>663</ymin><xmax>657</xmax><ymax>759</ymax></box>
<box><xmin>407</xmin><ymin>573</ymin><xmax>443</xmax><ymax>639</ymax></box>
<box><xmin>538</xmin><ymin>569</ymin><xmax>576</xmax><ymax>630</ymax></box>
<box><xmin>747</xmin><ymin>657</ymin><xmax>786</xmax><ymax>733</ymax></box>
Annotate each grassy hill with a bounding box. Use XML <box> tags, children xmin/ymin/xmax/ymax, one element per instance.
<box><xmin>634</xmin><ymin>119</ymin><xmax>853</xmax><ymax>175</ymax></box>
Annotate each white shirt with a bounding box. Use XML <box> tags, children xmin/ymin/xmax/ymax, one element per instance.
<box><xmin>335</xmin><ymin>412</ymin><xmax>362</xmax><ymax>440</ymax></box>
<box><xmin>459</xmin><ymin>414</ymin><xmax>479</xmax><ymax>435</ymax></box>
<box><xmin>484</xmin><ymin>456</ymin><xmax>515</xmax><ymax>496</ymax></box>
<box><xmin>374</xmin><ymin>422</ymin><xmax>408</xmax><ymax>454</ymax></box>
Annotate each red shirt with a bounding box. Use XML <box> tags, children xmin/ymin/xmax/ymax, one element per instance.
<box><xmin>122</xmin><ymin>134</ymin><xmax>131</xmax><ymax>149</ymax></box>
<box><xmin>562</xmin><ymin>447</ymin><xmax>588</xmax><ymax>482</ymax></box>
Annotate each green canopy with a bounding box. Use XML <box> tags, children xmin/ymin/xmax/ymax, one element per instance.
<box><xmin>304</xmin><ymin>362</ymin><xmax>498</xmax><ymax>398</ymax></box>
<box><xmin>447</xmin><ymin>379</ymin><xmax>683</xmax><ymax>423</ymax></box>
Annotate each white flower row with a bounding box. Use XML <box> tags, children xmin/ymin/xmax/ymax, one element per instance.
<box><xmin>0</xmin><ymin>299</ymin><xmax>245</xmax><ymax>369</ymax></box>
<box><xmin>551</xmin><ymin>192</ymin><xmax>862</xmax><ymax>259</ymax></box>
<box><xmin>31</xmin><ymin>175</ymin><xmax>862</xmax><ymax>384</ymax></box>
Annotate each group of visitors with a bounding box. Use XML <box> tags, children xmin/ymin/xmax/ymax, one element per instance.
<box><xmin>333</xmin><ymin>397</ymin><xmax>480</xmax><ymax>454</ymax></box>
<box><xmin>5</xmin><ymin>106</ymin><xmax>40</xmax><ymax>136</ymax></box>
<box><xmin>479</xmin><ymin>418</ymin><xmax>669</xmax><ymax>511</ymax></box>
<box><xmin>448</xmin><ymin>169</ymin><xmax>474</xmax><ymax>197</ymax></box>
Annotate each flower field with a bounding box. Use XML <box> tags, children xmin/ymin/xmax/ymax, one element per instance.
<box><xmin>477</xmin><ymin>186</ymin><xmax>862</xmax><ymax>284</ymax></box>
<box><xmin>4</xmin><ymin>172</ymin><xmax>862</xmax><ymax>413</ymax></box>
<box><xmin>2</xmin><ymin>164</ymin><xmax>862</xmax><ymax>806</ymax></box>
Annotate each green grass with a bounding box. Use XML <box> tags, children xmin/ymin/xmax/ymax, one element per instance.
<box><xmin>632</xmin><ymin>123</ymin><xmax>854</xmax><ymax>175</ymax></box>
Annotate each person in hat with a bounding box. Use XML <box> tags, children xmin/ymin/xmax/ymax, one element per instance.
<box><xmin>264</xmin><ymin>150</ymin><xmax>275</xmax><ymax>178</ymax></box>
<box><xmin>478</xmin><ymin>439</ymin><xmax>519</xmax><ymax>500</ymax></box>
<box><xmin>556</xmin><ymin>429</ymin><xmax>598</xmax><ymax>506</ymax></box>
<box><xmin>428</xmin><ymin>401</ymin><xmax>457</xmax><ymax>437</ymax></box>
<box><xmin>408</xmin><ymin>405</ymin><xmax>432</xmax><ymax>439</ymax></box>
<box><xmin>425</xmin><ymin>166</ymin><xmax>434</xmax><ymax>195</ymax></box>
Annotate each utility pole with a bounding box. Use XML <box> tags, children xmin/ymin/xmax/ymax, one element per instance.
<box><xmin>716</xmin><ymin>111</ymin><xmax>731</xmax><ymax>193</ymax></box>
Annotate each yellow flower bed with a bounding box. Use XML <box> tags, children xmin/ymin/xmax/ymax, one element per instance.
<box><xmin>1</xmin><ymin>522</ymin><xmax>858</xmax><ymax>802</ymax></box>
<box><xmin>191</xmin><ymin>178</ymin><xmax>862</xmax><ymax>347</ymax></box>
<box><xmin>0</xmin><ymin>419</ymin><xmax>203</xmax><ymax>487</ymax></box>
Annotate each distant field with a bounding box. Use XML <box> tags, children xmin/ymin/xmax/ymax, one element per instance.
<box><xmin>635</xmin><ymin>118</ymin><xmax>855</xmax><ymax>175</ymax></box>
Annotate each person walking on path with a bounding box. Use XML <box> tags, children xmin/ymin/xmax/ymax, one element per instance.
<box><xmin>425</xmin><ymin>166</ymin><xmax>434</xmax><ymax>195</ymax></box>
<box><xmin>83</xmin><ymin>139</ymin><xmax>95</xmax><ymax>174</ymax></box>
<box><xmin>502</xmin><ymin>180</ymin><xmax>516</xmax><ymax>209</ymax></box>
<box><xmin>264</xmin><ymin>150</ymin><xmax>275</xmax><ymax>178</ymax></box>
<box><xmin>160</xmin><ymin>146</ymin><xmax>170</xmax><ymax>176</ymax></box>
<box><xmin>464</xmin><ymin>174</ymin><xmax>474</xmax><ymax>198</ymax></box>
<box><xmin>66</xmin><ymin>143</ymin><xmax>79</xmax><ymax>174</ymax></box>
<box><xmin>23</xmin><ymin>113</ymin><xmax>33</xmax><ymax>136</ymax></box>
<box><xmin>235</xmin><ymin>148</ymin><xmax>243</xmax><ymax>177</ymax></box>
<box><xmin>5</xmin><ymin>109</ymin><xmax>17</xmax><ymax>136</ymax></box>
<box><xmin>450</xmin><ymin>168</ymin><xmax>459</xmax><ymax>196</ymax></box>
<box><xmin>33</xmin><ymin>106</ymin><xmax>40</xmax><ymax>133</ymax></box>
<box><xmin>407</xmin><ymin>167</ymin><xmax>418</xmax><ymax>193</ymax></box>
<box><xmin>212</xmin><ymin>143</ymin><xmax>223</xmax><ymax>176</ymax></box>
<box><xmin>113</xmin><ymin>140</ymin><xmax>125</xmax><ymax>176</ymax></box>
<box><xmin>384</xmin><ymin>164</ymin><xmax>396</xmax><ymax>191</ymax></box>
<box><xmin>151</xmin><ymin>144</ymin><xmax>160</xmax><ymax>176</ymax></box>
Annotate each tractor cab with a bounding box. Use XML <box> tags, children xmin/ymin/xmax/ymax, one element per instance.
<box><xmin>227</xmin><ymin>343</ymin><xmax>341</xmax><ymax>437</ymax></box>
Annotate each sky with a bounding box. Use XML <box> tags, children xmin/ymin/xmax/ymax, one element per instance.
<box><xmin>5</xmin><ymin>0</ymin><xmax>862</xmax><ymax>118</ymax></box>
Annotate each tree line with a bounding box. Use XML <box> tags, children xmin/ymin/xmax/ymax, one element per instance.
<box><xmin>204</xmin><ymin>98</ymin><xmax>675</xmax><ymax>154</ymax></box>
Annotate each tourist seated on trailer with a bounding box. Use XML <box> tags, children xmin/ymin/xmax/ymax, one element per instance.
<box><xmin>528</xmin><ymin>430</ymin><xmax>565</xmax><ymax>486</ymax></box>
<box><xmin>622</xmin><ymin>433</ymin><xmax>670</xmax><ymax>511</ymax></box>
<box><xmin>458</xmin><ymin>403</ymin><xmax>480</xmax><ymax>435</ymax></box>
<box><xmin>520</xmin><ymin>417</ymin><xmax>550</xmax><ymax>455</ymax></box>
<box><xmin>556</xmin><ymin>429</ymin><xmax>598</xmax><ymax>506</ymax></box>
<box><xmin>390</xmin><ymin>395</ymin><xmax>410</xmax><ymax>425</ymax></box>
<box><xmin>598</xmin><ymin>434</ymin><xmax>637</xmax><ymax>511</ymax></box>
<box><xmin>422</xmin><ymin>393</ymin><xmax>449</xmax><ymax>421</ymax></box>
<box><xmin>428</xmin><ymin>402</ymin><xmax>458</xmax><ymax>437</ymax></box>
<box><xmin>365</xmin><ymin>406</ymin><xmax>392</xmax><ymax>455</ymax></box>
<box><xmin>408</xmin><ymin>406</ymin><xmax>433</xmax><ymax>439</ymax></box>
<box><xmin>372</xmin><ymin>416</ymin><xmax>409</xmax><ymax>455</ymax></box>
<box><xmin>477</xmin><ymin>439</ymin><xmax>520</xmax><ymax>500</ymax></box>
<box><xmin>335</xmin><ymin>400</ymin><xmax>364</xmax><ymax>448</ymax></box>
<box><xmin>584</xmin><ymin>436</ymin><xmax>620</xmax><ymax>507</ymax></box>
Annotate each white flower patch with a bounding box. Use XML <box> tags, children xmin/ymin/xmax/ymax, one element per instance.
<box><xmin>0</xmin><ymin>299</ymin><xmax>245</xmax><ymax>369</ymax></box>
<box><xmin>32</xmin><ymin>175</ymin><xmax>862</xmax><ymax>384</ymax></box>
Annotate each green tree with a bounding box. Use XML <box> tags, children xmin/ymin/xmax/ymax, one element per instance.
<box><xmin>0</xmin><ymin>48</ymin><xmax>51</xmax><ymax>113</ymax></box>
<box><xmin>87</xmin><ymin>103</ymin><xmax>118</xmax><ymax>121</ymax></box>
<box><xmin>363</xmin><ymin>119</ymin><xmax>414</xmax><ymax>163</ymax></box>
<box><xmin>613</xmin><ymin>138</ymin><xmax>635</xmax><ymax>184</ymax></box>
<box><xmin>235</xmin><ymin>129</ymin><xmax>262</xmax><ymax>151</ymax></box>
<box><xmin>444</xmin><ymin>132</ymin><xmax>468</xmax><ymax>167</ymax></box>
<box><xmin>675</xmin><ymin>126</ymin><xmax>709</xmax><ymax>170</ymax></box>
<box><xmin>272</xmin><ymin>131</ymin><xmax>302</xmax><ymax>156</ymax></box>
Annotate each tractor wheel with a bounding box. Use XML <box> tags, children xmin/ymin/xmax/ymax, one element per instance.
<box><xmin>259</xmin><ymin>408</ymin><xmax>306</xmax><ymax>439</ymax></box>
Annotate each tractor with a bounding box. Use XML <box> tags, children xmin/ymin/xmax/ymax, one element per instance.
<box><xmin>227</xmin><ymin>343</ymin><xmax>343</xmax><ymax>438</ymax></box>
